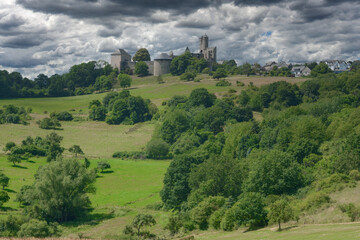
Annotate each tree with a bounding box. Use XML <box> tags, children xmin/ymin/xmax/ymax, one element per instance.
<box><xmin>69</xmin><ymin>145</ymin><xmax>84</xmax><ymax>158</ymax></box>
<box><xmin>160</xmin><ymin>110</ymin><xmax>190</xmax><ymax>144</ymax></box>
<box><xmin>160</xmin><ymin>152</ymin><xmax>208</xmax><ymax>209</ymax></box>
<box><xmin>244</xmin><ymin>150</ymin><xmax>303</xmax><ymax>196</ymax></box>
<box><xmin>17</xmin><ymin>219</ymin><xmax>58</xmax><ymax>237</ymax></box>
<box><xmin>213</xmin><ymin>68</ymin><xmax>228</xmax><ymax>80</ymax></box>
<box><xmin>97</xmin><ymin>161</ymin><xmax>111</xmax><ymax>173</ymax></box>
<box><xmin>311</xmin><ymin>62</ymin><xmax>332</xmax><ymax>77</ymax></box>
<box><xmin>0</xmin><ymin>191</ymin><xmax>10</xmax><ymax>207</ymax></box>
<box><xmin>89</xmin><ymin>105</ymin><xmax>107</xmax><ymax>121</ymax></box>
<box><xmin>37</xmin><ymin>117</ymin><xmax>61</xmax><ymax>130</ymax></box>
<box><xmin>7</xmin><ymin>154</ymin><xmax>22</xmax><ymax>166</ymax></box>
<box><xmin>0</xmin><ymin>173</ymin><xmax>10</xmax><ymax>190</ymax></box>
<box><xmin>123</xmin><ymin>214</ymin><xmax>156</xmax><ymax>238</ymax></box>
<box><xmin>19</xmin><ymin>158</ymin><xmax>96</xmax><ymax>222</ymax></box>
<box><xmin>118</xmin><ymin>74</ymin><xmax>132</xmax><ymax>88</ymax></box>
<box><xmin>3</xmin><ymin>142</ymin><xmax>16</xmax><ymax>152</ymax></box>
<box><xmin>188</xmin><ymin>88</ymin><xmax>216</xmax><ymax>108</ymax></box>
<box><xmin>133</xmin><ymin>48</ymin><xmax>151</xmax><ymax>61</ymax></box>
<box><xmin>268</xmin><ymin>198</ymin><xmax>294</xmax><ymax>231</ymax></box>
<box><xmin>134</xmin><ymin>61</ymin><xmax>149</xmax><ymax>77</ymax></box>
<box><xmin>221</xmin><ymin>192</ymin><xmax>267</xmax><ymax>231</ymax></box>
<box><xmin>146</xmin><ymin>138</ymin><xmax>169</xmax><ymax>159</ymax></box>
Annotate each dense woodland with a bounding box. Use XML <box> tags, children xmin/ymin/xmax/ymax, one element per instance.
<box><xmin>0</xmin><ymin>57</ymin><xmax>360</xmax><ymax>238</ymax></box>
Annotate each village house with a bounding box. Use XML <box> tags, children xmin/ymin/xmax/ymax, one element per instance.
<box><xmin>291</xmin><ymin>65</ymin><xmax>311</xmax><ymax>77</ymax></box>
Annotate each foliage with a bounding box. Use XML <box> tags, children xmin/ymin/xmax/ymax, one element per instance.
<box><xmin>160</xmin><ymin>110</ymin><xmax>190</xmax><ymax>144</ymax></box>
<box><xmin>268</xmin><ymin>198</ymin><xmax>294</xmax><ymax>231</ymax></box>
<box><xmin>69</xmin><ymin>145</ymin><xmax>84</xmax><ymax>158</ymax></box>
<box><xmin>146</xmin><ymin>138</ymin><xmax>170</xmax><ymax>159</ymax></box>
<box><xmin>135</xmin><ymin>61</ymin><xmax>149</xmax><ymax>77</ymax></box>
<box><xmin>118</xmin><ymin>74</ymin><xmax>132</xmax><ymax>88</ymax></box>
<box><xmin>18</xmin><ymin>158</ymin><xmax>96</xmax><ymax>222</ymax></box>
<box><xmin>311</xmin><ymin>62</ymin><xmax>332</xmax><ymax>77</ymax></box>
<box><xmin>161</xmin><ymin>152</ymin><xmax>208</xmax><ymax>209</ymax></box>
<box><xmin>97</xmin><ymin>161</ymin><xmax>111</xmax><ymax>173</ymax></box>
<box><xmin>188</xmin><ymin>88</ymin><xmax>216</xmax><ymax>108</ymax></box>
<box><xmin>180</xmin><ymin>71</ymin><xmax>197</xmax><ymax>81</ymax></box>
<box><xmin>112</xmin><ymin>151</ymin><xmax>146</xmax><ymax>159</ymax></box>
<box><xmin>37</xmin><ymin>117</ymin><xmax>61</xmax><ymax>129</ymax></box>
<box><xmin>244</xmin><ymin>150</ymin><xmax>303</xmax><ymax>196</ymax></box>
<box><xmin>50</xmin><ymin>111</ymin><xmax>73</xmax><ymax>121</ymax></box>
<box><xmin>103</xmin><ymin>90</ymin><xmax>154</xmax><ymax>125</ymax></box>
<box><xmin>3</xmin><ymin>141</ymin><xmax>16</xmax><ymax>152</ymax></box>
<box><xmin>0</xmin><ymin>173</ymin><xmax>10</xmax><ymax>190</ymax></box>
<box><xmin>133</xmin><ymin>48</ymin><xmax>151</xmax><ymax>61</ymax></box>
<box><xmin>338</xmin><ymin>203</ymin><xmax>360</xmax><ymax>222</ymax></box>
<box><xmin>7</xmin><ymin>154</ymin><xmax>22</xmax><ymax>166</ymax></box>
<box><xmin>189</xmin><ymin>156</ymin><xmax>245</xmax><ymax>199</ymax></box>
<box><xmin>213</xmin><ymin>68</ymin><xmax>228</xmax><ymax>79</ymax></box>
<box><xmin>123</xmin><ymin>214</ymin><xmax>156</xmax><ymax>238</ymax></box>
<box><xmin>89</xmin><ymin>105</ymin><xmax>107</xmax><ymax>121</ymax></box>
<box><xmin>190</xmin><ymin>196</ymin><xmax>226</xmax><ymax>230</ymax></box>
<box><xmin>0</xmin><ymin>215</ymin><xmax>25</xmax><ymax>237</ymax></box>
<box><xmin>164</xmin><ymin>215</ymin><xmax>183</xmax><ymax>236</ymax></box>
<box><xmin>216</xmin><ymin>80</ymin><xmax>231</xmax><ymax>86</ymax></box>
<box><xmin>17</xmin><ymin>219</ymin><xmax>58</xmax><ymax>237</ymax></box>
<box><xmin>0</xmin><ymin>191</ymin><xmax>10</xmax><ymax>207</ymax></box>
<box><xmin>221</xmin><ymin>192</ymin><xmax>268</xmax><ymax>231</ymax></box>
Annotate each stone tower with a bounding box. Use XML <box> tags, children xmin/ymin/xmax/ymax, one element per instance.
<box><xmin>200</xmin><ymin>34</ymin><xmax>209</xmax><ymax>54</ymax></box>
<box><xmin>110</xmin><ymin>49</ymin><xmax>131</xmax><ymax>72</ymax></box>
<box><xmin>154</xmin><ymin>53</ymin><xmax>172</xmax><ymax>76</ymax></box>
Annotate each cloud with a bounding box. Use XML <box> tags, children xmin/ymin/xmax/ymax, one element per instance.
<box><xmin>0</xmin><ymin>0</ymin><xmax>357</xmax><ymax>79</ymax></box>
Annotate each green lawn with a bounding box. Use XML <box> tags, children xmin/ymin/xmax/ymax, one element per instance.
<box><xmin>0</xmin><ymin>155</ymin><xmax>169</xmax><ymax>211</ymax></box>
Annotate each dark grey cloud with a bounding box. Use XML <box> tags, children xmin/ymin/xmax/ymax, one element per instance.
<box><xmin>2</xmin><ymin>35</ymin><xmax>48</xmax><ymax>48</ymax></box>
<box><xmin>0</xmin><ymin>13</ymin><xmax>26</xmax><ymax>30</ymax></box>
<box><xmin>16</xmin><ymin>0</ymin><xmax>230</xmax><ymax>18</ymax></box>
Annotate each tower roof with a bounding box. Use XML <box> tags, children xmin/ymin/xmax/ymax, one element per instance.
<box><xmin>154</xmin><ymin>53</ymin><xmax>172</xmax><ymax>60</ymax></box>
<box><xmin>111</xmin><ymin>49</ymin><xmax>130</xmax><ymax>55</ymax></box>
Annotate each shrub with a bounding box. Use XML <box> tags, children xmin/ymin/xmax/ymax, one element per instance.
<box><xmin>37</xmin><ymin>117</ymin><xmax>61</xmax><ymax>129</ymax></box>
<box><xmin>180</xmin><ymin>72</ymin><xmax>197</xmax><ymax>81</ymax></box>
<box><xmin>338</xmin><ymin>203</ymin><xmax>360</xmax><ymax>222</ymax></box>
<box><xmin>50</xmin><ymin>111</ymin><xmax>73</xmax><ymax>121</ymax></box>
<box><xmin>146</xmin><ymin>138</ymin><xmax>170</xmax><ymax>159</ymax></box>
<box><xmin>118</xmin><ymin>74</ymin><xmax>132</xmax><ymax>88</ymax></box>
<box><xmin>0</xmin><ymin>191</ymin><xmax>10</xmax><ymax>207</ymax></box>
<box><xmin>89</xmin><ymin>105</ymin><xmax>107</xmax><ymax>121</ymax></box>
<box><xmin>190</xmin><ymin>196</ymin><xmax>226</xmax><ymax>230</ymax></box>
<box><xmin>97</xmin><ymin>161</ymin><xmax>111</xmax><ymax>173</ymax></box>
<box><xmin>301</xmin><ymin>191</ymin><xmax>331</xmax><ymax>212</ymax></box>
<box><xmin>112</xmin><ymin>151</ymin><xmax>146</xmax><ymax>159</ymax></box>
<box><xmin>18</xmin><ymin>219</ymin><xmax>58</xmax><ymax>237</ymax></box>
<box><xmin>216</xmin><ymin>80</ymin><xmax>231</xmax><ymax>86</ymax></box>
<box><xmin>164</xmin><ymin>215</ymin><xmax>183</xmax><ymax>236</ymax></box>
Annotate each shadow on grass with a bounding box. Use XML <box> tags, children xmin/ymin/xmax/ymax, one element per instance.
<box><xmin>62</xmin><ymin>211</ymin><xmax>115</xmax><ymax>228</ymax></box>
<box><xmin>12</xmin><ymin>165</ymin><xmax>28</xmax><ymax>169</ymax></box>
<box><xmin>27</xmin><ymin>160</ymin><xmax>36</xmax><ymax>163</ymax></box>
<box><xmin>4</xmin><ymin>188</ymin><xmax>16</xmax><ymax>193</ymax></box>
<box><xmin>101</xmin><ymin>170</ymin><xmax>114</xmax><ymax>174</ymax></box>
<box><xmin>278</xmin><ymin>225</ymin><xmax>298</xmax><ymax>232</ymax></box>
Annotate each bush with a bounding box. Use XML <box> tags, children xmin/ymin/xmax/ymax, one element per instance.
<box><xmin>0</xmin><ymin>215</ymin><xmax>25</xmax><ymax>237</ymax></box>
<box><xmin>146</xmin><ymin>138</ymin><xmax>170</xmax><ymax>159</ymax></box>
<box><xmin>37</xmin><ymin>117</ymin><xmax>61</xmax><ymax>129</ymax></box>
<box><xmin>97</xmin><ymin>161</ymin><xmax>111</xmax><ymax>173</ymax></box>
<box><xmin>50</xmin><ymin>111</ymin><xmax>73</xmax><ymax>121</ymax></box>
<box><xmin>338</xmin><ymin>203</ymin><xmax>360</xmax><ymax>222</ymax></box>
<box><xmin>216</xmin><ymin>80</ymin><xmax>231</xmax><ymax>86</ymax></box>
<box><xmin>89</xmin><ymin>105</ymin><xmax>107</xmax><ymax>121</ymax></box>
<box><xmin>112</xmin><ymin>151</ymin><xmax>146</xmax><ymax>159</ymax></box>
<box><xmin>18</xmin><ymin>219</ymin><xmax>58</xmax><ymax>237</ymax></box>
<box><xmin>118</xmin><ymin>74</ymin><xmax>132</xmax><ymax>88</ymax></box>
<box><xmin>180</xmin><ymin>72</ymin><xmax>197</xmax><ymax>81</ymax></box>
<box><xmin>135</xmin><ymin>61</ymin><xmax>149</xmax><ymax>77</ymax></box>
<box><xmin>301</xmin><ymin>191</ymin><xmax>331</xmax><ymax>212</ymax></box>
<box><xmin>0</xmin><ymin>191</ymin><xmax>10</xmax><ymax>207</ymax></box>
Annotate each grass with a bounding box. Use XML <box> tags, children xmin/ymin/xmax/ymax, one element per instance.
<box><xmin>194</xmin><ymin>222</ymin><xmax>360</xmax><ymax>240</ymax></box>
<box><xmin>0</xmin><ymin>120</ymin><xmax>154</xmax><ymax>158</ymax></box>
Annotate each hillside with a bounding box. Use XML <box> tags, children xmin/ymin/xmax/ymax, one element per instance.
<box><xmin>2</xmin><ymin>72</ymin><xmax>360</xmax><ymax>239</ymax></box>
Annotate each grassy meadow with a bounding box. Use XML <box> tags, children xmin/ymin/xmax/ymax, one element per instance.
<box><xmin>6</xmin><ymin>74</ymin><xmax>358</xmax><ymax>239</ymax></box>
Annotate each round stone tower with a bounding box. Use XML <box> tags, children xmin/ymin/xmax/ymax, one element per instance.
<box><xmin>154</xmin><ymin>53</ymin><xmax>172</xmax><ymax>76</ymax></box>
<box><xmin>200</xmin><ymin>34</ymin><xmax>209</xmax><ymax>53</ymax></box>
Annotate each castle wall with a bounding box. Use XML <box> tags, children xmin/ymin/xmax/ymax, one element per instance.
<box><xmin>154</xmin><ymin>59</ymin><xmax>171</xmax><ymax>76</ymax></box>
<box><xmin>145</xmin><ymin>61</ymin><xmax>154</xmax><ymax>75</ymax></box>
<box><xmin>111</xmin><ymin>54</ymin><xmax>122</xmax><ymax>72</ymax></box>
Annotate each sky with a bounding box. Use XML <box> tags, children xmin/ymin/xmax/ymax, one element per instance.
<box><xmin>0</xmin><ymin>0</ymin><xmax>360</xmax><ymax>78</ymax></box>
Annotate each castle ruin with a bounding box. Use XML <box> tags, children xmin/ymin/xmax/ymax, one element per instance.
<box><xmin>110</xmin><ymin>35</ymin><xmax>217</xmax><ymax>76</ymax></box>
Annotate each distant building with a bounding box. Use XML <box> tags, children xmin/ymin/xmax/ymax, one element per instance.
<box><xmin>263</xmin><ymin>61</ymin><xmax>289</xmax><ymax>72</ymax></box>
<box><xmin>291</xmin><ymin>65</ymin><xmax>311</xmax><ymax>77</ymax></box>
<box><xmin>322</xmin><ymin>60</ymin><xmax>351</xmax><ymax>73</ymax></box>
<box><xmin>110</xmin><ymin>35</ymin><xmax>217</xmax><ymax>76</ymax></box>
